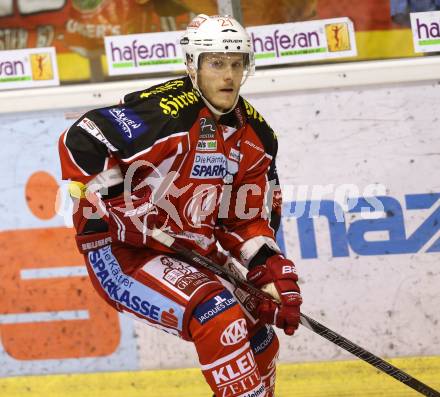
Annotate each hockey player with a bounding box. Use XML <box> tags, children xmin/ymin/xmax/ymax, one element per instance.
<box><xmin>59</xmin><ymin>14</ymin><xmax>302</xmax><ymax>397</ymax></box>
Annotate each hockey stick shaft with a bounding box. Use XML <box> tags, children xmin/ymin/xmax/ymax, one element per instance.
<box><xmin>151</xmin><ymin>229</ymin><xmax>439</xmax><ymax>397</ymax></box>
<box><xmin>299</xmin><ymin>313</ymin><xmax>439</xmax><ymax>397</ymax></box>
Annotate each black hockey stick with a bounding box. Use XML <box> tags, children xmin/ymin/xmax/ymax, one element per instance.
<box><xmin>151</xmin><ymin>228</ymin><xmax>440</xmax><ymax>397</ymax></box>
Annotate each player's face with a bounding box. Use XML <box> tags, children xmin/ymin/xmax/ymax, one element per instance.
<box><xmin>197</xmin><ymin>52</ymin><xmax>245</xmax><ymax>113</ymax></box>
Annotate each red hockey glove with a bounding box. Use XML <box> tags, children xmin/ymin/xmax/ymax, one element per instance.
<box><xmin>247</xmin><ymin>255</ymin><xmax>302</xmax><ymax>335</ymax></box>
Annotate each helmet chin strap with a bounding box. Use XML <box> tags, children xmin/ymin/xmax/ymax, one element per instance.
<box><xmin>189</xmin><ymin>71</ymin><xmax>249</xmax><ymax>117</ymax></box>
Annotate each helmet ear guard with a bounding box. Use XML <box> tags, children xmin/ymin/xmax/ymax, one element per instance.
<box><xmin>183</xmin><ymin>53</ymin><xmax>196</xmax><ymax>75</ymax></box>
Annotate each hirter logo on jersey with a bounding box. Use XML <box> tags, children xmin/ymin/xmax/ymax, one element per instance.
<box><xmin>100</xmin><ymin>107</ymin><xmax>148</xmax><ymax>142</ymax></box>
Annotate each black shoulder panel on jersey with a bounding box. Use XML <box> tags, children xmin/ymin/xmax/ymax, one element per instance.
<box><xmin>119</xmin><ymin>76</ymin><xmax>203</xmax><ymax>159</ymax></box>
<box><xmin>64</xmin><ymin>114</ymin><xmax>110</xmax><ymax>176</ymax></box>
<box><xmin>240</xmin><ymin>97</ymin><xmax>278</xmax><ymax>158</ymax></box>
<box><xmin>71</xmin><ymin>77</ymin><xmax>204</xmax><ymax>161</ymax></box>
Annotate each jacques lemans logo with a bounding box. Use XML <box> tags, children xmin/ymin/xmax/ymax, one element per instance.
<box><xmin>194</xmin><ymin>291</ymin><xmax>237</xmax><ymax>324</ymax></box>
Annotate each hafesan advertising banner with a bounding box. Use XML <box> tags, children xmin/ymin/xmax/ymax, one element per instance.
<box><xmin>410</xmin><ymin>10</ymin><xmax>440</xmax><ymax>53</ymax></box>
<box><xmin>0</xmin><ymin>0</ymin><xmax>424</xmax><ymax>82</ymax></box>
<box><xmin>249</xmin><ymin>17</ymin><xmax>357</xmax><ymax>65</ymax></box>
<box><xmin>104</xmin><ymin>31</ymin><xmax>184</xmax><ymax>76</ymax></box>
<box><xmin>104</xmin><ymin>18</ymin><xmax>357</xmax><ymax>76</ymax></box>
<box><xmin>0</xmin><ymin>47</ymin><xmax>59</xmax><ymax>90</ymax></box>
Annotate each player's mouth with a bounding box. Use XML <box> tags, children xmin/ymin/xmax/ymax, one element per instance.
<box><xmin>219</xmin><ymin>88</ymin><xmax>234</xmax><ymax>94</ymax></box>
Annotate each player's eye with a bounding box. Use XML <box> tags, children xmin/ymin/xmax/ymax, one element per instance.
<box><xmin>231</xmin><ymin>61</ymin><xmax>244</xmax><ymax>69</ymax></box>
<box><xmin>210</xmin><ymin>59</ymin><xmax>224</xmax><ymax>69</ymax></box>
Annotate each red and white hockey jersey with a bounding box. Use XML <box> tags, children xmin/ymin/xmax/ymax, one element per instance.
<box><xmin>59</xmin><ymin>76</ymin><xmax>282</xmax><ymax>267</ymax></box>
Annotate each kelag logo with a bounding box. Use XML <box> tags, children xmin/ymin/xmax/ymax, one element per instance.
<box><xmin>277</xmin><ymin>193</ymin><xmax>440</xmax><ymax>259</ymax></box>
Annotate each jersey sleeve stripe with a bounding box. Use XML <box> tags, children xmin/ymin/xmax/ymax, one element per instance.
<box><xmin>120</xmin><ymin>131</ymin><xmax>189</xmax><ymax>163</ymax></box>
<box><xmin>247</xmin><ymin>153</ymin><xmax>266</xmax><ymax>172</ymax></box>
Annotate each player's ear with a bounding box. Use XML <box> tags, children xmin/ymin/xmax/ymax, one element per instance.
<box><xmin>186</xmin><ymin>54</ymin><xmax>196</xmax><ymax>79</ymax></box>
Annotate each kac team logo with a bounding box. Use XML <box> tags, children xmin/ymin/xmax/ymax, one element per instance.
<box><xmin>220</xmin><ymin>319</ymin><xmax>248</xmax><ymax>346</ymax></box>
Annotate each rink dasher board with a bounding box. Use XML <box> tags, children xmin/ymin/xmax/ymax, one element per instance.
<box><xmin>0</xmin><ymin>62</ymin><xmax>438</xmax><ymax>376</ymax></box>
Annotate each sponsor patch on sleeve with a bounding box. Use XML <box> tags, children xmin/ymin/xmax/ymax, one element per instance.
<box><xmin>193</xmin><ymin>290</ymin><xmax>237</xmax><ymax>324</ymax></box>
<box><xmin>250</xmin><ymin>324</ymin><xmax>275</xmax><ymax>355</ymax></box>
<box><xmin>99</xmin><ymin>107</ymin><xmax>148</xmax><ymax>142</ymax></box>
<box><xmin>78</xmin><ymin>117</ymin><xmax>118</xmax><ymax>151</ymax></box>
<box><xmin>229</xmin><ymin>147</ymin><xmax>241</xmax><ymax>162</ymax></box>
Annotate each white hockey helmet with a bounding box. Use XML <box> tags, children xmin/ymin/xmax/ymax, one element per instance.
<box><xmin>180</xmin><ymin>14</ymin><xmax>255</xmax><ymax>115</ymax></box>
<box><xmin>180</xmin><ymin>14</ymin><xmax>255</xmax><ymax>75</ymax></box>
